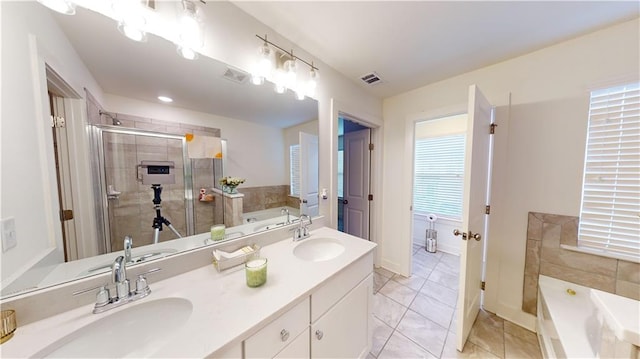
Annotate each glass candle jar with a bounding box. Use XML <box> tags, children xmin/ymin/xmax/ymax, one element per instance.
<box><xmin>210</xmin><ymin>224</ymin><xmax>225</xmax><ymax>241</ymax></box>
<box><xmin>245</xmin><ymin>258</ymin><xmax>267</xmax><ymax>287</ymax></box>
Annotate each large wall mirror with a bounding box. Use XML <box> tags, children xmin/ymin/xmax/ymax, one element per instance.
<box><xmin>1</xmin><ymin>2</ymin><xmax>319</xmax><ymax>299</ymax></box>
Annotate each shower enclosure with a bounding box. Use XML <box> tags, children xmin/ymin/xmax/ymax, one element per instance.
<box><xmin>90</xmin><ymin>125</ymin><xmax>223</xmax><ymax>254</ymax></box>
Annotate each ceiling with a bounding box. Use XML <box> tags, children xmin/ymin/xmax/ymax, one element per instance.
<box><xmin>52</xmin><ymin>1</ymin><xmax>639</xmax><ymax>123</ymax></box>
<box><xmin>233</xmin><ymin>1</ymin><xmax>639</xmax><ymax>99</ymax></box>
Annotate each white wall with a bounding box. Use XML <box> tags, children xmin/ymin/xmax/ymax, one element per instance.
<box><xmin>104</xmin><ymin>94</ymin><xmax>289</xmax><ymax>187</ymax></box>
<box><xmin>381</xmin><ymin>18</ymin><xmax>639</xmax><ymax>329</ymax></box>
<box><xmin>0</xmin><ymin>2</ymin><xmax>104</xmax><ymax>287</ymax></box>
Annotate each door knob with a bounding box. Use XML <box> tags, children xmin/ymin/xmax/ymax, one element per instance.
<box><xmin>343</xmin><ymin>199</ymin><xmax>348</xmax><ymax>205</ymax></box>
<box><xmin>315</xmin><ymin>329</ymin><xmax>324</xmax><ymax>340</ymax></box>
<box><xmin>453</xmin><ymin>229</ymin><xmax>467</xmax><ymax>240</ymax></box>
<box><xmin>471</xmin><ymin>232</ymin><xmax>481</xmax><ymax>241</ymax></box>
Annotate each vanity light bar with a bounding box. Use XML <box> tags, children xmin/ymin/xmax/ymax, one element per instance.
<box><xmin>255</xmin><ymin>34</ymin><xmax>318</xmax><ymax>72</ymax></box>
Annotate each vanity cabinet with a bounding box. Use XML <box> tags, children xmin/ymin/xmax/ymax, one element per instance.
<box><xmin>243</xmin><ymin>251</ymin><xmax>373</xmax><ymax>359</ymax></box>
<box><xmin>311</xmin><ymin>274</ymin><xmax>373</xmax><ymax>358</ymax></box>
<box><xmin>245</xmin><ymin>297</ymin><xmax>310</xmax><ymax>359</ymax></box>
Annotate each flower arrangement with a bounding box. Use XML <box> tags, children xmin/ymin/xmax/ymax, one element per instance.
<box><xmin>219</xmin><ymin>176</ymin><xmax>245</xmax><ymax>194</ymax></box>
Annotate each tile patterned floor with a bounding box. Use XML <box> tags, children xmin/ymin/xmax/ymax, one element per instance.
<box><xmin>369</xmin><ymin>245</ymin><xmax>543</xmax><ymax>359</ymax></box>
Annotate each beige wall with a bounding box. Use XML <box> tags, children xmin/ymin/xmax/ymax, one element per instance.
<box><xmin>381</xmin><ymin>18</ymin><xmax>640</xmax><ymax>329</ymax></box>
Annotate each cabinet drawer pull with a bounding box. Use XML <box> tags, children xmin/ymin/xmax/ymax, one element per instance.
<box><xmin>280</xmin><ymin>329</ymin><xmax>290</xmax><ymax>342</ymax></box>
<box><xmin>315</xmin><ymin>329</ymin><xmax>324</xmax><ymax>340</ymax></box>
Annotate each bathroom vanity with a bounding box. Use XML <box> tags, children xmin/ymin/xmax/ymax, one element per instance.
<box><xmin>537</xmin><ymin>275</ymin><xmax>640</xmax><ymax>359</ymax></box>
<box><xmin>1</xmin><ymin>227</ymin><xmax>376</xmax><ymax>358</ymax></box>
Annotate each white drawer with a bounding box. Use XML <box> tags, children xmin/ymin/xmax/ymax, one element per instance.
<box><xmin>245</xmin><ymin>297</ymin><xmax>310</xmax><ymax>359</ymax></box>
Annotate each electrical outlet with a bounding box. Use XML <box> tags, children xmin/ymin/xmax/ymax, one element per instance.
<box><xmin>1</xmin><ymin>217</ymin><xmax>17</xmax><ymax>252</ymax></box>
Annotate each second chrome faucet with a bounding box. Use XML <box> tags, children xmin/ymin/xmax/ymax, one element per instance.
<box><xmin>292</xmin><ymin>214</ymin><xmax>312</xmax><ymax>241</ymax></box>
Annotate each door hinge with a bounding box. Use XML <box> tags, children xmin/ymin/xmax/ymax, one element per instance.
<box><xmin>481</xmin><ymin>281</ymin><xmax>486</xmax><ymax>290</ymax></box>
<box><xmin>368</xmin><ymin>194</ymin><xmax>373</xmax><ymax>201</ymax></box>
<box><xmin>369</xmin><ymin>143</ymin><xmax>374</xmax><ymax>151</ymax></box>
<box><xmin>489</xmin><ymin>123</ymin><xmax>497</xmax><ymax>134</ymax></box>
<box><xmin>485</xmin><ymin>205</ymin><xmax>491</xmax><ymax>215</ymax></box>
<box><xmin>60</xmin><ymin>209</ymin><xmax>74</xmax><ymax>221</ymax></box>
<box><xmin>51</xmin><ymin>116</ymin><xmax>66</xmax><ymax>128</ymax></box>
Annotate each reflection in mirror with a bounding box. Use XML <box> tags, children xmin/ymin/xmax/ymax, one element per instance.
<box><xmin>0</xmin><ymin>2</ymin><xmax>318</xmax><ymax>299</ymax></box>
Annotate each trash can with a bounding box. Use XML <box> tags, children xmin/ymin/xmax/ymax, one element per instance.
<box><xmin>425</xmin><ymin>214</ymin><xmax>437</xmax><ymax>253</ymax></box>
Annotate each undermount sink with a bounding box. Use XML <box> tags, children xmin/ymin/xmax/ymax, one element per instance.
<box><xmin>293</xmin><ymin>237</ymin><xmax>345</xmax><ymax>262</ymax></box>
<box><xmin>34</xmin><ymin>297</ymin><xmax>193</xmax><ymax>358</ymax></box>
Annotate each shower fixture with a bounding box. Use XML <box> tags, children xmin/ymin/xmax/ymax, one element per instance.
<box><xmin>99</xmin><ymin>110</ymin><xmax>121</xmax><ymax>126</ymax></box>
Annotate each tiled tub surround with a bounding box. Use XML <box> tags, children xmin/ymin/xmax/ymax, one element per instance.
<box><xmin>523</xmin><ymin>212</ymin><xmax>640</xmax><ymax>316</ymax></box>
<box><xmin>240</xmin><ymin>185</ymin><xmax>300</xmax><ymax>213</ymax></box>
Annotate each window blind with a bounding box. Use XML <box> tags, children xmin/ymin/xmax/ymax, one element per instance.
<box><xmin>413</xmin><ymin>134</ymin><xmax>466</xmax><ymax>219</ymax></box>
<box><xmin>578</xmin><ymin>82</ymin><xmax>640</xmax><ymax>259</ymax></box>
<box><xmin>290</xmin><ymin>144</ymin><xmax>300</xmax><ymax>197</ymax></box>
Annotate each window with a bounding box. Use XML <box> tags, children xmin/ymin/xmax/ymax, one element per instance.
<box><xmin>290</xmin><ymin>144</ymin><xmax>300</xmax><ymax>197</ymax></box>
<box><xmin>413</xmin><ymin>133</ymin><xmax>466</xmax><ymax>219</ymax></box>
<box><xmin>578</xmin><ymin>82</ymin><xmax>640</xmax><ymax>261</ymax></box>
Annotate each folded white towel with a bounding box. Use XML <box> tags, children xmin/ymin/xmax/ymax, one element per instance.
<box><xmin>212</xmin><ymin>245</ymin><xmax>255</xmax><ymax>261</ymax></box>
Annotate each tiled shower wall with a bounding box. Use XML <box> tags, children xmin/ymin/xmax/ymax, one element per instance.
<box><xmin>87</xmin><ymin>91</ymin><xmax>223</xmax><ymax>251</ymax></box>
<box><xmin>522</xmin><ymin>212</ymin><xmax>640</xmax><ymax>315</ymax></box>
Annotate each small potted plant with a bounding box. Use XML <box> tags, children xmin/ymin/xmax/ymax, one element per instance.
<box><xmin>219</xmin><ymin>176</ymin><xmax>245</xmax><ymax>194</ymax></box>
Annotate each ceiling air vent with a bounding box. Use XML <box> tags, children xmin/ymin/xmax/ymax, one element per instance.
<box><xmin>222</xmin><ymin>67</ymin><xmax>249</xmax><ymax>84</ymax></box>
<box><xmin>360</xmin><ymin>72</ymin><xmax>383</xmax><ymax>85</ymax></box>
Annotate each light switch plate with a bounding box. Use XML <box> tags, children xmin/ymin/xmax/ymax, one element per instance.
<box><xmin>1</xmin><ymin>217</ymin><xmax>17</xmax><ymax>252</ymax></box>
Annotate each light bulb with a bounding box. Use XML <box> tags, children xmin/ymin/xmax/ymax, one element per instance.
<box><xmin>284</xmin><ymin>59</ymin><xmax>297</xmax><ymax>90</ymax></box>
<box><xmin>251</xmin><ymin>42</ymin><xmax>272</xmax><ymax>86</ymax></box>
<box><xmin>274</xmin><ymin>70</ymin><xmax>286</xmax><ymax>94</ymax></box>
<box><xmin>37</xmin><ymin>0</ymin><xmax>76</xmax><ymax>15</ymax></box>
<box><xmin>307</xmin><ymin>68</ymin><xmax>318</xmax><ymax>97</ymax></box>
<box><xmin>178</xmin><ymin>1</ymin><xmax>203</xmax><ymax>50</ymax></box>
<box><xmin>177</xmin><ymin>45</ymin><xmax>198</xmax><ymax>60</ymax></box>
<box><xmin>113</xmin><ymin>0</ymin><xmax>147</xmax><ymax>42</ymax></box>
<box><xmin>251</xmin><ymin>74</ymin><xmax>265</xmax><ymax>86</ymax></box>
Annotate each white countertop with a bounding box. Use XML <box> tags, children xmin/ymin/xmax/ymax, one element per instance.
<box><xmin>2</xmin><ymin>227</ymin><xmax>376</xmax><ymax>358</ymax></box>
<box><xmin>36</xmin><ymin>214</ymin><xmax>296</xmax><ymax>288</ymax></box>
<box><xmin>590</xmin><ymin>288</ymin><xmax>640</xmax><ymax>346</ymax></box>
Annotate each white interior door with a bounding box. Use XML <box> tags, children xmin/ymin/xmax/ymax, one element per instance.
<box><xmin>51</xmin><ymin>95</ymin><xmax>78</xmax><ymax>261</ymax></box>
<box><xmin>299</xmin><ymin>132</ymin><xmax>319</xmax><ymax>217</ymax></box>
<box><xmin>343</xmin><ymin>128</ymin><xmax>371</xmax><ymax>239</ymax></box>
<box><xmin>456</xmin><ymin>85</ymin><xmax>494</xmax><ymax>351</ymax></box>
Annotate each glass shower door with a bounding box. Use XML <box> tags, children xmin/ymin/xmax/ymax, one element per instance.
<box><xmin>101</xmin><ymin>129</ymin><xmax>192</xmax><ymax>252</ymax></box>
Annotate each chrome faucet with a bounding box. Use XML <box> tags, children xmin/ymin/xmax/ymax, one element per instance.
<box><xmin>112</xmin><ymin>256</ymin><xmax>129</xmax><ymax>300</ymax></box>
<box><xmin>281</xmin><ymin>208</ymin><xmax>291</xmax><ymax>224</ymax></box>
<box><xmin>124</xmin><ymin>236</ymin><xmax>133</xmax><ymax>264</ymax></box>
<box><xmin>80</xmin><ymin>257</ymin><xmax>158</xmax><ymax>314</ymax></box>
<box><xmin>292</xmin><ymin>214</ymin><xmax>312</xmax><ymax>241</ymax></box>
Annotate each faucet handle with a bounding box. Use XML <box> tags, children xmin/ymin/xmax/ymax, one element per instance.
<box><xmin>96</xmin><ymin>286</ymin><xmax>110</xmax><ymax>306</ymax></box>
<box><xmin>135</xmin><ymin>275</ymin><xmax>150</xmax><ymax>296</ymax></box>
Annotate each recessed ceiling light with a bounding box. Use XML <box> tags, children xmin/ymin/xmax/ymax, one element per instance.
<box><xmin>158</xmin><ymin>96</ymin><xmax>173</xmax><ymax>103</ymax></box>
